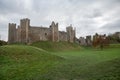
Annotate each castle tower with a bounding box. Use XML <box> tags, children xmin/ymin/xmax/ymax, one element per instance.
<box><xmin>16</xmin><ymin>25</ymin><xmax>21</xmax><ymax>42</ymax></box>
<box><xmin>86</xmin><ymin>35</ymin><xmax>92</xmax><ymax>46</ymax></box>
<box><xmin>20</xmin><ymin>18</ymin><xmax>30</xmax><ymax>43</ymax></box>
<box><xmin>66</xmin><ymin>24</ymin><xmax>75</xmax><ymax>43</ymax></box>
<box><xmin>50</xmin><ymin>21</ymin><xmax>59</xmax><ymax>42</ymax></box>
<box><xmin>8</xmin><ymin>23</ymin><xmax>16</xmax><ymax>43</ymax></box>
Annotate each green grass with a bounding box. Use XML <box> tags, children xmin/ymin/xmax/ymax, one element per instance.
<box><xmin>0</xmin><ymin>42</ymin><xmax>120</xmax><ymax>80</ymax></box>
<box><xmin>0</xmin><ymin>45</ymin><xmax>63</xmax><ymax>80</ymax></box>
<box><xmin>49</xmin><ymin>44</ymin><xmax>120</xmax><ymax>80</ymax></box>
<box><xmin>31</xmin><ymin>41</ymin><xmax>81</xmax><ymax>52</ymax></box>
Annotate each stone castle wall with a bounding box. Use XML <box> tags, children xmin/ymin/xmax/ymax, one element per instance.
<box><xmin>29</xmin><ymin>27</ymin><xmax>51</xmax><ymax>43</ymax></box>
<box><xmin>59</xmin><ymin>31</ymin><xmax>67</xmax><ymax>41</ymax></box>
<box><xmin>8</xmin><ymin>18</ymin><xmax>76</xmax><ymax>44</ymax></box>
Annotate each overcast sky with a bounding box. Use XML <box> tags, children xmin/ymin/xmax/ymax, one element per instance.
<box><xmin>0</xmin><ymin>0</ymin><xmax>120</xmax><ymax>41</ymax></box>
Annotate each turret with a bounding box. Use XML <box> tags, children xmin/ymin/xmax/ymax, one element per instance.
<box><xmin>50</xmin><ymin>21</ymin><xmax>59</xmax><ymax>42</ymax></box>
<box><xmin>20</xmin><ymin>18</ymin><xmax>30</xmax><ymax>43</ymax></box>
<box><xmin>66</xmin><ymin>24</ymin><xmax>75</xmax><ymax>43</ymax></box>
<box><xmin>8</xmin><ymin>23</ymin><xmax>16</xmax><ymax>43</ymax></box>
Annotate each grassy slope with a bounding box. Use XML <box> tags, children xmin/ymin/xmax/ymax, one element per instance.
<box><xmin>49</xmin><ymin>44</ymin><xmax>120</xmax><ymax>80</ymax></box>
<box><xmin>31</xmin><ymin>41</ymin><xmax>81</xmax><ymax>52</ymax></box>
<box><xmin>0</xmin><ymin>42</ymin><xmax>120</xmax><ymax>80</ymax></box>
<box><xmin>0</xmin><ymin>45</ymin><xmax>63</xmax><ymax>80</ymax></box>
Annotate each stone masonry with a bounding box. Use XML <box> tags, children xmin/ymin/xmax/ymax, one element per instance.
<box><xmin>8</xmin><ymin>18</ymin><xmax>76</xmax><ymax>44</ymax></box>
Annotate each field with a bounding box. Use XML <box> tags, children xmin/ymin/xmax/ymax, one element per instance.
<box><xmin>0</xmin><ymin>42</ymin><xmax>120</xmax><ymax>80</ymax></box>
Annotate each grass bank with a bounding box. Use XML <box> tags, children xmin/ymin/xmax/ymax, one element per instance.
<box><xmin>0</xmin><ymin>45</ymin><xmax>63</xmax><ymax>80</ymax></box>
<box><xmin>31</xmin><ymin>41</ymin><xmax>81</xmax><ymax>52</ymax></box>
<box><xmin>0</xmin><ymin>42</ymin><xmax>120</xmax><ymax>80</ymax></box>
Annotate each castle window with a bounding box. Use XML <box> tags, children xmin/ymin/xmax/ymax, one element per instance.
<box><xmin>45</xmin><ymin>33</ymin><xmax>47</xmax><ymax>36</ymax></box>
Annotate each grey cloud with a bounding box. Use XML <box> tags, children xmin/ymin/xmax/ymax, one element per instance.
<box><xmin>101</xmin><ymin>19</ymin><xmax>120</xmax><ymax>31</ymax></box>
<box><xmin>0</xmin><ymin>0</ymin><xmax>120</xmax><ymax>41</ymax></box>
<box><xmin>0</xmin><ymin>0</ymin><xmax>22</xmax><ymax>14</ymax></box>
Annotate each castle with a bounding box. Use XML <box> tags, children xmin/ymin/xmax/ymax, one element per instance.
<box><xmin>8</xmin><ymin>18</ymin><xmax>76</xmax><ymax>44</ymax></box>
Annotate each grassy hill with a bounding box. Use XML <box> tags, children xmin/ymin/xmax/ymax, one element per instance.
<box><xmin>0</xmin><ymin>45</ymin><xmax>63</xmax><ymax>80</ymax></box>
<box><xmin>0</xmin><ymin>42</ymin><xmax>120</xmax><ymax>80</ymax></box>
<box><xmin>31</xmin><ymin>41</ymin><xmax>81</xmax><ymax>52</ymax></box>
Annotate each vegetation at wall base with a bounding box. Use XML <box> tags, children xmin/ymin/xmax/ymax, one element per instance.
<box><xmin>0</xmin><ymin>40</ymin><xmax>7</xmax><ymax>46</ymax></box>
